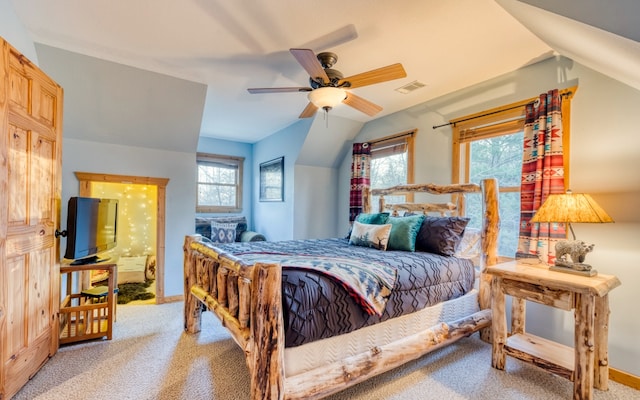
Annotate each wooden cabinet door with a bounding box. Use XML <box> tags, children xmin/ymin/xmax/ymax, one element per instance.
<box><xmin>0</xmin><ymin>38</ymin><xmax>63</xmax><ymax>399</ymax></box>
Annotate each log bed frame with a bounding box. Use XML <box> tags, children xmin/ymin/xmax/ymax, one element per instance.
<box><xmin>183</xmin><ymin>178</ymin><xmax>500</xmax><ymax>399</ymax></box>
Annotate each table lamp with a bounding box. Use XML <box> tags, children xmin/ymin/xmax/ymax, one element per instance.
<box><xmin>529</xmin><ymin>191</ymin><xmax>614</xmax><ymax>277</ymax></box>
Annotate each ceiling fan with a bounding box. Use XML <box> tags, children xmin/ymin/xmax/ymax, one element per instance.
<box><xmin>247</xmin><ymin>48</ymin><xmax>407</xmax><ymax>119</ymax></box>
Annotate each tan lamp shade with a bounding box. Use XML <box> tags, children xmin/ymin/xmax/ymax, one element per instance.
<box><xmin>530</xmin><ymin>192</ymin><xmax>614</xmax><ymax>223</ymax></box>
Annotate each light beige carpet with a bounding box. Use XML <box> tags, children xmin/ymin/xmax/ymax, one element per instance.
<box><xmin>14</xmin><ymin>301</ymin><xmax>638</xmax><ymax>400</ymax></box>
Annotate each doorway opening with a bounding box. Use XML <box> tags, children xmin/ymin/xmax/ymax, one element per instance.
<box><xmin>74</xmin><ymin>172</ymin><xmax>169</xmax><ymax>304</ymax></box>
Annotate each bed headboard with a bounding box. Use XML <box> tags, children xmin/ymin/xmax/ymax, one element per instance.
<box><xmin>364</xmin><ymin>178</ymin><xmax>500</xmax><ymax>312</ymax></box>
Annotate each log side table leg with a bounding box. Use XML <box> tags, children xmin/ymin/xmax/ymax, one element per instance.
<box><xmin>593</xmin><ymin>295</ymin><xmax>611</xmax><ymax>390</ymax></box>
<box><xmin>574</xmin><ymin>293</ymin><xmax>596</xmax><ymax>400</ymax></box>
<box><xmin>511</xmin><ymin>297</ymin><xmax>526</xmax><ymax>335</ymax></box>
<box><xmin>491</xmin><ymin>276</ymin><xmax>507</xmax><ymax>370</ymax></box>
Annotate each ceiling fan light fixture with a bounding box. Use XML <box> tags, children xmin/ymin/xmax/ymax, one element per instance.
<box><xmin>308</xmin><ymin>87</ymin><xmax>347</xmax><ymax>111</ymax></box>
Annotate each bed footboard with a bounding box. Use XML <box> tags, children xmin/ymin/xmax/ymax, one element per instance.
<box><xmin>184</xmin><ymin>238</ymin><xmax>285</xmax><ymax>398</ymax></box>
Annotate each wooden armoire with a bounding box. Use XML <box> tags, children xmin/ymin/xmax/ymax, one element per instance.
<box><xmin>0</xmin><ymin>37</ymin><xmax>64</xmax><ymax>399</ymax></box>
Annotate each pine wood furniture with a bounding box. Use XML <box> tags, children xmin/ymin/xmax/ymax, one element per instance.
<box><xmin>59</xmin><ymin>262</ymin><xmax>117</xmax><ymax>344</ymax></box>
<box><xmin>0</xmin><ymin>37</ymin><xmax>64</xmax><ymax>399</ymax></box>
<box><xmin>184</xmin><ymin>178</ymin><xmax>500</xmax><ymax>400</ymax></box>
<box><xmin>488</xmin><ymin>261</ymin><xmax>621</xmax><ymax>400</ymax></box>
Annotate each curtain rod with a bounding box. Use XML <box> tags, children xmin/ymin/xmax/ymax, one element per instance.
<box><xmin>432</xmin><ymin>91</ymin><xmax>573</xmax><ymax>130</ymax></box>
<box><xmin>366</xmin><ymin>129</ymin><xmax>416</xmax><ymax>145</ymax></box>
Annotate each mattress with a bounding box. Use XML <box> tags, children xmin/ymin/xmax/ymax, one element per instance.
<box><xmin>283</xmin><ymin>288</ymin><xmax>480</xmax><ymax>377</ymax></box>
<box><xmin>212</xmin><ymin>237</ymin><xmax>475</xmax><ymax>347</ymax></box>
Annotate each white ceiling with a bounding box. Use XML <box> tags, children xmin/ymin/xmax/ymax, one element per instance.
<box><xmin>9</xmin><ymin>0</ymin><xmax>640</xmax><ymax>143</ymax></box>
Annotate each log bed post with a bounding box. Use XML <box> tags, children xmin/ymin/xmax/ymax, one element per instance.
<box><xmin>250</xmin><ymin>262</ymin><xmax>285</xmax><ymax>400</ymax></box>
<box><xmin>479</xmin><ymin>178</ymin><xmax>499</xmax><ymax>342</ymax></box>
<box><xmin>184</xmin><ymin>235</ymin><xmax>203</xmax><ymax>333</ymax></box>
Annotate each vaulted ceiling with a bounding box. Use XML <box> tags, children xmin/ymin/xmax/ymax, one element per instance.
<box><xmin>10</xmin><ymin>0</ymin><xmax>640</xmax><ymax>143</ymax></box>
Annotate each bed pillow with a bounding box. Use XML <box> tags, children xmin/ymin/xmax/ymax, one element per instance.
<box><xmin>387</xmin><ymin>214</ymin><xmax>425</xmax><ymax>252</ymax></box>
<box><xmin>355</xmin><ymin>212</ymin><xmax>390</xmax><ymax>225</ymax></box>
<box><xmin>196</xmin><ymin>216</ymin><xmax>248</xmax><ymax>242</ymax></box>
<box><xmin>210</xmin><ymin>221</ymin><xmax>238</xmax><ymax>243</ymax></box>
<box><xmin>454</xmin><ymin>227</ymin><xmax>481</xmax><ymax>259</ymax></box>
<box><xmin>415</xmin><ymin>216</ymin><xmax>470</xmax><ymax>256</ymax></box>
<box><xmin>346</xmin><ymin>212</ymin><xmax>390</xmax><ymax>238</ymax></box>
<box><xmin>349</xmin><ymin>221</ymin><xmax>392</xmax><ymax>250</ymax></box>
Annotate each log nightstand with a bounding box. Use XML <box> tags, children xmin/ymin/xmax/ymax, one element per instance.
<box><xmin>487</xmin><ymin>261</ymin><xmax>621</xmax><ymax>400</ymax></box>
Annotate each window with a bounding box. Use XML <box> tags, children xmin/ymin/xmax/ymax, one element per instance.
<box><xmin>370</xmin><ymin>131</ymin><xmax>415</xmax><ymax>206</ymax></box>
<box><xmin>451</xmin><ymin>89</ymin><xmax>574</xmax><ymax>258</ymax></box>
<box><xmin>457</xmin><ymin>123</ymin><xmax>524</xmax><ymax>258</ymax></box>
<box><xmin>196</xmin><ymin>153</ymin><xmax>243</xmax><ymax>213</ymax></box>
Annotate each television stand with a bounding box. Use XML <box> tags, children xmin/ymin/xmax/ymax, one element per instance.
<box><xmin>70</xmin><ymin>255</ymin><xmax>111</xmax><ymax>265</ymax></box>
<box><xmin>59</xmin><ymin>261</ymin><xmax>117</xmax><ymax>344</ymax></box>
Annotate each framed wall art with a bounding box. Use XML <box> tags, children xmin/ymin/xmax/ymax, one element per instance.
<box><xmin>259</xmin><ymin>157</ymin><xmax>284</xmax><ymax>202</ymax></box>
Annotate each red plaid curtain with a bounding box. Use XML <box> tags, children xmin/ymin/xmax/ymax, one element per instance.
<box><xmin>349</xmin><ymin>143</ymin><xmax>371</xmax><ymax>222</ymax></box>
<box><xmin>516</xmin><ymin>89</ymin><xmax>566</xmax><ymax>265</ymax></box>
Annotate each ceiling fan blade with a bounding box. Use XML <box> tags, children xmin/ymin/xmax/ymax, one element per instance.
<box><xmin>247</xmin><ymin>87</ymin><xmax>312</xmax><ymax>94</ymax></box>
<box><xmin>290</xmin><ymin>48</ymin><xmax>329</xmax><ymax>84</ymax></box>
<box><xmin>343</xmin><ymin>92</ymin><xmax>383</xmax><ymax>116</ymax></box>
<box><xmin>299</xmin><ymin>102</ymin><xmax>318</xmax><ymax>118</ymax></box>
<box><xmin>339</xmin><ymin>63</ymin><xmax>407</xmax><ymax>89</ymax></box>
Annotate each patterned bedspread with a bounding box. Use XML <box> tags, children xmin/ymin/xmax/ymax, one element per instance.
<box><xmin>212</xmin><ymin>238</ymin><xmax>475</xmax><ymax>348</ymax></box>
<box><xmin>234</xmin><ymin>252</ymin><xmax>397</xmax><ymax>316</ymax></box>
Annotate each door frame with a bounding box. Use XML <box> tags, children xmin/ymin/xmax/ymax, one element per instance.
<box><xmin>74</xmin><ymin>172</ymin><xmax>169</xmax><ymax>303</ymax></box>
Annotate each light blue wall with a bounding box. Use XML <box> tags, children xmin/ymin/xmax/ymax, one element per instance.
<box><xmin>339</xmin><ymin>55</ymin><xmax>640</xmax><ymax>376</ymax></box>
<box><xmin>197</xmin><ymin>137</ymin><xmax>254</xmax><ymax>228</ymax></box>
<box><xmin>293</xmin><ymin>165</ymin><xmax>339</xmax><ymax>239</ymax></box>
<box><xmin>0</xmin><ymin>0</ymin><xmax>38</xmax><ymax>62</ymax></box>
<box><xmin>253</xmin><ymin>119</ymin><xmax>312</xmax><ymax>241</ymax></box>
<box><xmin>34</xmin><ymin>44</ymin><xmax>206</xmax><ymax>153</ymax></box>
<box><xmin>294</xmin><ymin>114</ymin><xmax>364</xmax><ymax>239</ymax></box>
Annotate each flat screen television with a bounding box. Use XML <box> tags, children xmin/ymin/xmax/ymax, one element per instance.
<box><xmin>63</xmin><ymin>197</ymin><xmax>118</xmax><ymax>265</ymax></box>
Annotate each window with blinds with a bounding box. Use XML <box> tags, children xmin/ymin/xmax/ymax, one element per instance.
<box><xmin>196</xmin><ymin>153</ymin><xmax>244</xmax><ymax>213</ymax></box>
<box><xmin>370</xmin><ymin>130</ymin><xmax>415</xmax><ymax>205</ymax></box>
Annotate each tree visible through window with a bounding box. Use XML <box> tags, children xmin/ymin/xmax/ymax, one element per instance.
<box><xmin>452</xmin><ymin>103</ymin><xmax>528</xmax><ymax>259</ymax></box>
<box><xmin>465</xmin><ymin>132</ymin><xmax>523</xmax><ymax>257</ymax></box>
<box><xmin>370</xmin><ymin>132</ymin><xmax>414</xmax><ymax>207</ymax></box>
<box><xmin>196</xmin><ymin>153</ymin><xmax>243</xmax><ymax>213</ymax></box>
<box><xmin>371</xmin><ymin>152</ymin><xmax>407</xmax><ymax>204</ymax></box>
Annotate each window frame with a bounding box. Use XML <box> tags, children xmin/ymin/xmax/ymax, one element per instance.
<box><xmin>196</xmin><ymin>152</ymin><xmax>244</xmax><ymax>213</ymax></box>
<box><xmin>369</xmin><ymin>129</ymin><xmax>416</xmax><ymax>204</ymax></box>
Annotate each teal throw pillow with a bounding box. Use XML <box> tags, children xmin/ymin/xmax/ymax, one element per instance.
<box><xmin>387</xmin><ymin>214</ymin><xmax>425</xmax><ymax>252</ymax></box>
<box><xmin>346</xmin><ymin>212</ymin><xmax>391</xmax><ymax>239</ymax></box>
<box><xmin>356</xmin><ymin>212</ymin><xmax>390</xmax><ymax>225</ymax></box>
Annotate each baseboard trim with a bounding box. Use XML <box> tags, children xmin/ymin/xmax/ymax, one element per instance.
<box><xmin>610</xmin><ymin>367</ymin><xmax>640</xmax><ymax>390</ymax></box>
